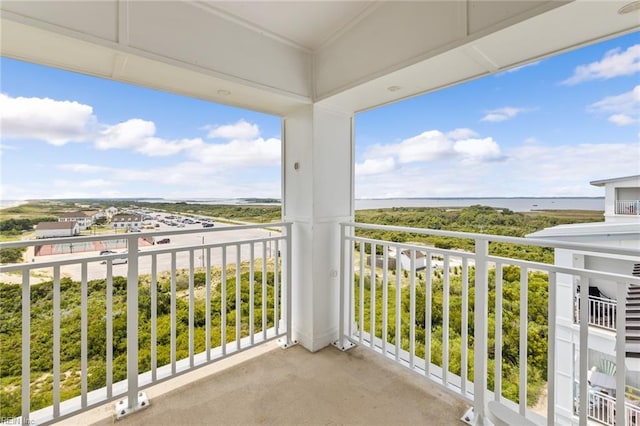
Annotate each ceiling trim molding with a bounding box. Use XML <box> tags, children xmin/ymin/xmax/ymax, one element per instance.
<box><xmin>191</xmin><ymin>1</ymin><xmax>313</xmax><ymax>54</ymax></box>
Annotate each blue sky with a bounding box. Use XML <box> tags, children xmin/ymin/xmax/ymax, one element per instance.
<box><xmin>1</xmin><ymin>31</ymin><xmax>638</xmax><ymax>200</ymax></box>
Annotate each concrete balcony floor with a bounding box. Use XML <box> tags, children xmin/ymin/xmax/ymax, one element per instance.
<box><xmin>63</xmin><ymin>341</ymin><xmax>468</xmax><ymax>425</ymax></box>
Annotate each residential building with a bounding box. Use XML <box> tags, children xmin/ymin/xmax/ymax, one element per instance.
<box><xmin>528</xmin><ymin>175</ymin><xmax>640</xmax><ymax>425</ymax></box>
<box><xmin>591</xmin><ymin>175</ymin><xmax>640</xmax><ymax>223</ymax></box>
<box><xmin>1</xmin><ymin>2</ymin><xmax>638</xmax><ymax>425</ymax></box>
<box><xmin>58</xmin><ymin>211</ymin><xmax>93</xmax><ymax>231</ymax></box>
<box><xmin>111</xmin><ymin>214</ymin><xmax>142</xmax><ymax>230</ymax></box>
<box><xmin>105</xmin><ymin>206</ymin><xmax>118</xmax><ymax>219</ymax></box>
<box><xmin>35</xmin><ymin>221</ymin><xmax>80</xmax><ymax>239</ymax></box>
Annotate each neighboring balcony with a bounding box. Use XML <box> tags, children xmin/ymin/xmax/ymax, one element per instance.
<box><xmin>587</xmin><ymin>388</ymin><xmax>640</xmax><ymax>426</ymax></box>
<box><xmin>1</xmin><ymin>222</ymin><xmax>639</xmax><ymax>425</ymax></box>
<box><xmin>575</xmin><ymin>295</ymin><xmax>617</xmax><ymax>332</ymax></box>
<box><xmin>615</xmin><ymin>200</ymin><xmax>640</xmax><ymax>216</ymax></box>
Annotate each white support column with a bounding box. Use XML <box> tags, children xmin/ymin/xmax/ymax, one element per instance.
<box><xmin>283</xmin><ymin>104</ymin><xmax>354</xmax><ymax>352</ymax></box>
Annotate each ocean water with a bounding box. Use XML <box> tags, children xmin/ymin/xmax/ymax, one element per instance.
<box><xmin>354</xmin><ymin>197</ymin><xmax>604</xmax><ymax>212</ymax></box>
<box><xmin>148</xmin><ymin>197</ymin><xmax>604</xmax><ymax>212</ymax></box>
<box><xmin>0</xmin><ymin>200</ymin><xmax>26</xmax><ymax>209</ymax></box>
<box><xmin>1</xmin><ymin>197</ymin><xmax>604</xmax><ymax>213</ymax></box>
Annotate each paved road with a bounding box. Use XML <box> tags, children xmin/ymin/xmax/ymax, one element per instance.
<box><xmin>7</xmin><ymin>221</ymin><xmax>281</xmax><ymax>284</ymax></box>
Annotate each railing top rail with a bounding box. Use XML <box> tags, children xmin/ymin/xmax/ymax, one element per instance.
<box><xmin>347</xmin><ymin>232</ymin><xmax>640</xmax><ymax>284</ymax></box>
<box><xmin>587</xmin><ymin>295</ymin><xmax>617</xmax><ymax>303</ymax></box>
<box><xmin>0</xmin><ymin>233</ymin><xmax>288</xmax><ymax>272</ymax></box>
<box><xmin>342</xmin><ymin>222</ymin><xmax>640</xmax><ymax>258</ymax></box>
<box><xmin>0</xmin><ymin>221</ymin><xmax>292</xmax><ymax>249</ymax></box>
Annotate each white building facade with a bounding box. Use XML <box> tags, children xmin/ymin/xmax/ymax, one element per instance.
<box><xmin>528</xmin><ymin>175</ymin><xmax>640</xmax><ymax>425</ymax></box>
<box><xmin>58</xmin><ymin>212</ymin><xmax>93</xmax><ymax>231</ymax></box>
<box><xmin>111</xmin><ymin>214</ymin><xmax>142</xmax><ymax>230</ymax></box>
<box><xmin>35</xmin><ymin>221</ymin><xmax>80</xmax><ymax>239</ymax></box>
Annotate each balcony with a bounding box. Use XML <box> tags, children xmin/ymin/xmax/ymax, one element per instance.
<box><xmin>616</xmin><ymin>201</ymin><xmax>640</xmax><ymax>216</ymax></box>
<box><xmin>2</xmin><ymin>222</ymin><xmax>639</xmax><ymax>425</ymax></box>
<box><xmin>575</xmin><ymin>295</ymin><xmax>617</xmax><ymax>332</ymax></box>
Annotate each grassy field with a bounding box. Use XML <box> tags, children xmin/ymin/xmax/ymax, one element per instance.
<box><xmin>0</xmin><ymin>200</ymin><xmax>79</xmax><ymax>220</ymax></box>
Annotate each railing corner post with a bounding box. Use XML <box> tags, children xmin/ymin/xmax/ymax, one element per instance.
<box><xmin>473</xmin><ymin>239</ymin><xmax>489</xmax><ymax>425</ymax></box>
<box><xmin>114</xmin><ymin>234</ymin><xmax>149</xmax><ymax>419</ymax></box>
<box><xmin>333</xmin><ymin>223</ymin><xmax>355</xmax><ymax>351</ymax></box>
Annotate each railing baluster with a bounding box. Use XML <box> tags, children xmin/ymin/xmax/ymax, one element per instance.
<box><xmin>189</xmin><ymin>250</ymin><xmax>195</xmax><ymax>367</ymax></box>
<box><xmin>395</xmin><ymin>245</ymin><xmax>401</xmax><ymax>362</ymax></box>
<box><xmin>461</xmin><ymin>257</ymin><xmax>468</xmax><ymax>397</ymax></box>
<box><xmin>283</xmin><ymin>224</ymin><xmax>293</xmax><ymax>345</ymax></box>
<box><xmin>170</xmin><ymin>252</ymin><xmax>177</xmax><ymax>374</ymax></box>
<box><xmin>126</xmin><ymin>235</ymin><xmax>139</xmax><ymax>411</ymax></box>
<box><xmin>578</xmin><ymin>275</ymin><xmax>589</xmax><ymax>426</ymax></box>
<box><xmin>236</xmin><ymin>244</ymin><xmax>241</xmax><ymax>350</ymax></box>
<box><xmin>547</xmin><ymin>272</ymin><xmax>556</xmax><ymax>426</ymax></box>
<box><xmin>337</xmin><ymin>224</ymin><xmax>346</xmax><ymax>348</ymax></box>
<box><xmin>615</xmin><ymin>281</ymin><xmax>626</xmax><ymax>426</ymax></box>
<box><xmin>494</xmin><ymin>263</ymin><xmax>503</xmax><ymax>401</ymax></box>
<box><xmin>370</xmin><ymin>243</ymin><xmax>376</xmax><ymax>349</ymax></box>
<box><xmin>359</xmin><ymin>241</ymin><xmax>365</xmax><ymax>344</ymax></box>
<box><xmin>106</xmin><ymin>261</ymin><xmax>113</xmax><ymax>397</ymax></box>
<box><xmin>21</xmin><ymin>271</ymin><xmax>30</xmax><ymax>422</ymax></box>
<box><xmin>249</xmin><ymin>243</ymin><xmax>255</xmax><ymax>345</ymax></box>
<box><xmin>382</xmin><ymin>245</ymin><xmax>389</xmax><ymax>356</ymax></box>
<box><xmin>81</xmin><ymin>262</ymin><xmax>88</xmax><ymax>407</ymax></box>
<box><xmin>442</xmin><ymin>255</ymin><xmax>450</xmax><ymax>387</ymax></box>
<box><xmin>206</xmin><ymin>247</ymin><xmax>211</xmax><ymax>360</ymax></box>
<box><xmin>262</xmin><ymin>241</ymin><xmax>267</xmax><ymax>341</ymax></box>
<box><xmin>274</xmin><ymin>240</ymin><xmax>279</xmax><ymax>335</ymax></box>
<box><xmin>409</xmin><ymin>250</ymin><xmax>416</xmax><ymax>369</ymax></box>
<box><xmin>222</xmin><ymin>247</ymin><xmax>227</xmax><ymax>354</ymax></box>
<box><xmin>349</xmin><ymin>237</ymin><xmax>355</xmax><ymax>340</ymax></box>
<box><xmin>519</xmin><ymin>267</ymin><xmax>528</xmax><ymax>416</ymax></box>
<box><xmin>425</xmin><ymin>254</ymin><xmax>432</xmax><ymax>378</ymax></box>
<box><xmin>53</xmin><ymin>266</ymin><xmax>61</xmax><ymax>417</ymax></box>
<box><xmin>151</xmin><ymin>254</ymin><xmax>157</xmax><ymax>381</ymax></box>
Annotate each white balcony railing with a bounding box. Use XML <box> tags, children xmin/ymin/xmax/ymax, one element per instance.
<box><xmin>587</xmin><ymin>389</ymin><xmax>640</xmax><ymax>426</ymax></box>
<box><xmin>2</xmin><ymin>221</ymin><xmax>640</xmax><ymax>425</ymax></box>
<box><xmin>574</xmin><ymin>295</ymin><xmax>617</xmax><ymax>331</ymax></box>
<box><xmin>616</xmin><ymin>200</ymin><xmax>640</xmax><ymax>215</ymax></box>
<box><xmin>336</xmin><ymin>222</ymin><xmax>640</xmax><ymax>425</ymax></box>
<box><xmin>0</xmin><ymin>223</ymin><xmax>293</xmax><ymax>425</ymax></box>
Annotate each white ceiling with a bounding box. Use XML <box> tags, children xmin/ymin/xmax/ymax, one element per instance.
<box><xmin>1</xmin><ymin>0</ymin><xmax>639</xmax><ymax>116</ymax></box>
<box><xmin>199</xmin><ymin>1</ymin><xmax>377</xmax><ymax>51</ymax></box>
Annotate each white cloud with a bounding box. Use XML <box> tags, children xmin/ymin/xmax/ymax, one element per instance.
<box><xmin>95</xmin><ymin>119</ymin><xmax>202</xmax><ymax>156</ymax></box>
<box><xmin>562</xmin><ymin>44</ymin><xmax>640</xmax><ymax>85</ymax></box>
<box><xmin>609</xmin><ymin>114</ymin><xmax>637</xmax><ymax>126</ymax></box>
<box><xmin>356</xmin><ymin>129</ymin><xmax>505</xmax><ymax>179</ymax></box>
<box><xmin>480</xmin><ymin>107</ymin><xmax>527</xmax><ymax>122</ymax></box>
<box><xmin>355</xmin><ymin>141</ymin><xmax>640</xmax><ymax>199</ymax></box>
<box><xmin>58</xmin><ymin>163</ymin><xmax>110</xmax><ymax>173</ymax></box>
<box><xmin>447</xmin><ymin>128</ymin><xmax>478</xmax><ymax>140</ymax></box>
<box><xmin>367</xmin><ymin>130</ymin><xmax>454</xmax><ymax>164</ymax></box>
<box><xmin>453</xmin><ymin>138</ymin><xmax>503</xmax><ymax>161</ymax></box>
<box><xmin>206</xmin><ymin>120</ymin><xmax>260</xmax><ymax>140</ymax></box>
<box><xmin>509</xmin><ymin>143</ymin><xmax>640</xmax><ymax>191</ymax></box>
<box><xmin>355</xmin><ymin>158</ymin><xmax>397</xmax><ymax>176</ymax></box>
<box><xmin>589</xmin><ymin>85</ymin><xmax>640</xmax><ymax>126</ymax></box>
<box><xmin>189</xmin><ymin>137</ymin><xmax>281</xmax><ymax>167</ymax></box>
<box><xmin>0</xmin><ymin>93</ymin><xmax>94</xmax><ymax>145</ymax></box>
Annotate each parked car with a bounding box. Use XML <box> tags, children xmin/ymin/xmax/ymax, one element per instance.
<box><xmin>202</xmin><ymin>222</ymin><xmax>214</xmax><ymax>228</ymax></box>
<box><xmin>100</xmin><ymin>250</ymin><xmax>116</xmax><ymax>255</ymax></box>
<box><xmin>156</xmin><ymin>238</ymin><xmax>171</xmax><ymax>245</ymax></box>
<box><xmin>101</xmin><ymin>257</ymin><xmax>127</xmax><ymax>265</ymax></box>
